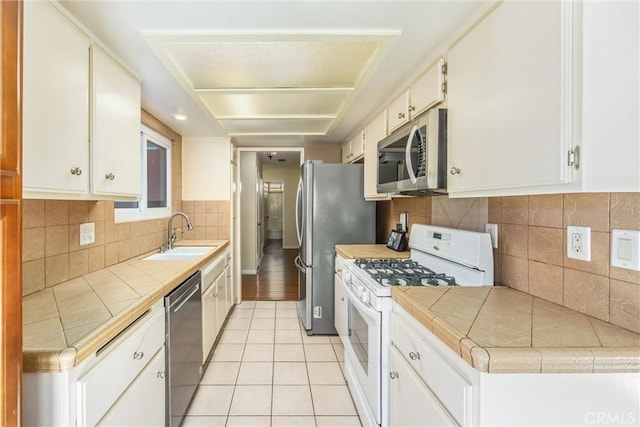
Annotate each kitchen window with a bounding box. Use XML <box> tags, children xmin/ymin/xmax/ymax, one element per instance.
<box><xmin>114</xmin><ymin>125</ymin><xmax>172</xmax><ymax>222</ymax></box>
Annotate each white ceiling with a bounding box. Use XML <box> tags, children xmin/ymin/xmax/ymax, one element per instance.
<box><xmin>58</xmin><ymin>0</ymin><xmax>488</xmax><ymax>146</ymax></box>
<box><xmin>256</xmin><ymin>151</ymin><xmax>301</xmax><ymax>168</ymax></box>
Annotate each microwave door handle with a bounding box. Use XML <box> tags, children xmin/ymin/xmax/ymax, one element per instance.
<box><xmin>405</xmin><ymin>125</ymin><xmax>418</xmax><ymax>184</ymax></box>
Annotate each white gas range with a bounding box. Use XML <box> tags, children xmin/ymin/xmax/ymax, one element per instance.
<box><xmin>340</xmin><ymin>224</ymin><xmax>493</xmax><ymax>427</ymax></box>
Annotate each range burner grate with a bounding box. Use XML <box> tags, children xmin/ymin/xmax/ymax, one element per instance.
<box><xmin>354</xmin><ymin>258</ymin><xmax>458</xmax><ymax>287</ymax></box>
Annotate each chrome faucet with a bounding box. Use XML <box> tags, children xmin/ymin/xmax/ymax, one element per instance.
<box><xmin>163</xmin><ymin>212</ymin><xmax>194</xmax><ymax>251</ymax></box>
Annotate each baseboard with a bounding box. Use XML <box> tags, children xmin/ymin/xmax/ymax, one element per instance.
<box><xmin>282</xmin><ymin>245</ymin><xmax>299</xmax><ymax>249</ymax></box>
<box><xmin>241</xmin><ymin>269</ymin><xmax>258</xmax><ymax>275</ymax></box>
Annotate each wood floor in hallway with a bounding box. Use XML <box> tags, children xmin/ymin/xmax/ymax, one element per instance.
<box><xmin>242</xmin><ymin>240</ymin><xmax>299</xmax><ymax>301</ymax></box>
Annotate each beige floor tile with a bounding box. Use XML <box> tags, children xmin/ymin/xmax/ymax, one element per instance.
<box><xmin>276</xmin><ymin>318</ymin><xmax>302</xmax><ymax>330</ymax></box>
<box><xmin>188</xmin><ymin>385</ymin><xmax>234</xmax><ymax>416</ymax></box>
<box><xmin>243</xmin><ymin>344</ymin><xmax>274</xmax><ymax>362</ymax></box>
<box><xmin>229</xmin><ymin>385</ymin><xmax>272</xmax><ymax>415</ymax></box>
<box><xmin>237</xmin><ymin>362</ymin><xmax>274</xmax><ymax>385</ymax></box>
<box><xmin>273</xmin><ymin>362</ymin><xmax>309</xmax><ymax>385</ymax></box>
<box><xmin>302</xmin><ymin>333</ymin><xmax>332</xmax><ymax>344</ymax></box>
<box><xmin>274</xmin><ymin>344</ymin><xmax>306</xmax><ymax>362</ymax></box>
<box><xmin>304</xmin><ymin>344</ymin><xmax>338</xmax><ymax>362</ymax></box>
<box><xmin>311</xmin><ymin>385</ymin><xmax>357</xmax><ymax>416</ymax></box>
<box><xmin>307</xmin><ymin>362</ymin><xmax>346</xmax><ymax>385</ymax></box>
<box><xmin>235</xmin><ymin>301</ymin><xmax>256</xmax><ymax>309</ymax></box>
<box><xmin>225</xmin><ymin>317</ymin><xmax>252</xmax><ymax>330</ymax></box>
<box><xmin>316</xmin><ymin>416</ymin><xmax>362</xmax><ymax>426</ymax></box>
<box><xmin>329</xmin><ymin>335</ymin><xmax>342</xmax><ymax>344</ymax></box>
<box><xmin>276</xmin><ymin>308</ymin><xmax>299</xmax><ymax>319</ymax></box>
<box><xmin>182</xmin><ymin>416</ymin><xmax>227</xmax><ymax>426</ymax></box>
<box><xmin>275</xmin><ymin>329</ymin><xmax>303</xmax><ymax>344</ymax></box>
<box><xmin>276</xmin><ymin>301</ymin><xmax>298</xmax><ymax>309</ymax></box>
<box><xmin>247</xmin><ymin>329</ymin><xmax>276</xmax><ymax>344</ymax></box>
<box><xmin>201</xmin><ymin>362</ymin><xmax>240</xmax><ymax>385</ymax></box>
<box><xmin>332</xmin><ymin>343</ymin><xmax>345</xmax><ymax>362</ymax></box>
<box><xmin>255</xmin><ymin>301</ymin><xmax>276</xmax><ymax>309</ymax></box>
<box><xmin>251</xmin><ymin>318</ymin><xmax>276</xmax><ymax>330</ymax></box>
<box><xmin>272</xmin><ymin>385</ymin><xmax>314</xmax><ymax>416</ymax></box>
<box><xmin>210</xmin><ymin>344</ymin><xmax>245</xmax><ymax>362</ymax></box>
<box><xmin>226</xmin><ymin>416</ymin><xmax>271</xmax><ymax>426</ymax></box>
<box><xmin>253</xmin><ymin>308</ymin><xmax>276</xmax><ymax>319</ymax></box>
<box><xmin>271</xmin><ymin>416</ymin><xmax>316</xmax><ymax>426</ymax></box>
<box><xmin>230</xmin><ymin>309</ymin><xmax>254</xmax><ymax>319</ymax></box>
<box><xmin>219</xmin><ymin>329</ymin><xmax>249</xmax><ymax>344</ymax></box>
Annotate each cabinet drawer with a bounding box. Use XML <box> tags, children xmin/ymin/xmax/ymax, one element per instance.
<box><xmin>392</xmin><ymin>313</ymin><xmax>472</xmax><ymax>425</ymax></box>
<box><xmin>77</xmin><ymin>304</ymin><xmax>165</xmax><ymax>426</ymax></box>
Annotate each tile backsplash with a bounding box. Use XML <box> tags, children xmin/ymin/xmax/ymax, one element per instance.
<box><xmin>180</xmin><ymin>200</ymin><xmax>231</xmax><ymax>241</ymax></box>
<box><xmin>376</xmin><ymin>192</ymin><xmax>640</xmax><ymax>333</ymax></box>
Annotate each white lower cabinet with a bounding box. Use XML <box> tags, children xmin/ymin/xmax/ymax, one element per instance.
<box><xmin>389</xmin><ymin>347</ymin><xmax>455</xmax><ymax>427</ymax></box>
<box><xmin>98</xmin><ymin>347</ymin><xmax>165</xmax><ymax>426</ymax></box>
<box><xmin>202</xmin><ymin>279</ymin><xmax>219</xmax><ymax>363</ymax></box>
<box><xmin>201</xmin><ymin>250</ymin><xmax>230</xmax><ymax>363</ymax></box>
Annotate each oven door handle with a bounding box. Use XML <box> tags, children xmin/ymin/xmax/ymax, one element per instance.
<box><xmin>344</xmin><ymin>283</ymin><xmax>380</xmax><ymax>322</ymax></box>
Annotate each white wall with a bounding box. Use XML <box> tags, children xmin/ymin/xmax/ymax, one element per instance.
<box><xmin>263</xmin><ymin>166</ymin><xmax>301</xmax><ymax>249</ymax></box>
<box><xmin>182</xmin><ymin>137</ymin><xmax>231</xmax><ymax>200</ymax></box>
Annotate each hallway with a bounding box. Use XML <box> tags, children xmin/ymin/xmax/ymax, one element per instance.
<box><xmin>242</xmin><ymin>240</ymin><xmax>298</xmax><ymax>301</ymax></box>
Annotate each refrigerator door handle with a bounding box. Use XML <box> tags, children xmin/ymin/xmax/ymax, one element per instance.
<box><xmin>294</xmin><ymin>255</ymin><xmax>309</xmax><ymax>271</ymax></box>
<box><xmin>295</xmin><ymin>178</ymin><xmax>303</xmax><ymax>245</ymax></box>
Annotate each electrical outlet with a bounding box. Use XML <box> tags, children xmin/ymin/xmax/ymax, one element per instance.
<box><xmin>485</xmin><ymin>223</ymin><xmax>498</xmax><ymax>249</ymax></box>
<box><xmin>567</xmin><ymin>226</ymin><xmax>591</xmax><ymax>261</ymax></box>
<box><xmin>79</xmin><ymin>222</ymin><xmax>95</xmax><ymax>246</ymax></box>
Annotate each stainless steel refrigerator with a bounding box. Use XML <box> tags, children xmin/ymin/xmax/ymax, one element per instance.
<box><xmin>295</xmin><ymin>161</ymin><xmax>375</xmax><ymax>335</ymax></box>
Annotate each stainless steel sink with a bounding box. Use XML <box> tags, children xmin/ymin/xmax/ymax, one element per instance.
<box><xmin>142</xmin><ymin>246</ymin><xmax>215</xmax><ymax>261</ymax></box>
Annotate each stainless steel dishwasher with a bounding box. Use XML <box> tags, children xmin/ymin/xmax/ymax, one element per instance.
<box><xmin>165</xmin><ymin>271</ymin><xmax>203</xmax><ymax>427</ymax></box>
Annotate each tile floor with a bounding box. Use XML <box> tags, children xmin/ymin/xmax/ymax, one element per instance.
<box><xmin>184</xmin><ymin>300</ymin><xmax>362</xmax><ymax>427</ymax></box>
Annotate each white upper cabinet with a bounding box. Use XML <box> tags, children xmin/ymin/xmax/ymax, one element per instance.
<box><xmin>447</xmin><ymin>1</ymin><xmax>576</xmax><ymax>196</ymax></box>
<box><xmin>23</xmin><ymin>1</ymin><xmax>141</xmax><ymax>200</ymax></box>
<box><xmin>388</xmin><ymin>90</ymin><xmax>410</xmax><ymax>133</ymax></box>
<box><xmin>363</xmin><ymin>110</ymin><xmax>390</xmax><ymax>201</ymax></box>
<box><xmin>341</xmin><ymin>132</ymin><xmax>364</xmax><ymax>164</ymax></box>
<box><xmin>23</xmin><ymin>0</ymin><xmax>91</xmax><ymax>196</ymax></box>
<box><xmin>408</xmin><ymin>58</ymin><xmax>447</xmax><ymax>120</ymax></box>
<box><xmin>91</xmin><ymin>46</ymin><xmax>141</xmax><ymax>197</ymax></box>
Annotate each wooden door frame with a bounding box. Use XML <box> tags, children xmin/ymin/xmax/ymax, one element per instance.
<box><xmin>0</xmin><ymin>1</ymin><xmax>23</xmax><ymax>425</ymax></box>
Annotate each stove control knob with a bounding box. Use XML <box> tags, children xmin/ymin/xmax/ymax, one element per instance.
<box><xmin>361</xmin><ymin>292</ymin><xmax>370</xmax><ymax>304</ymax></box>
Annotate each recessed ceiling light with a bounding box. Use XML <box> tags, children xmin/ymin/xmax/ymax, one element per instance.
<box><xmin>174</xmin><ymin>113</ymin><xmax>188</xmax><ymax>121</ymax></box>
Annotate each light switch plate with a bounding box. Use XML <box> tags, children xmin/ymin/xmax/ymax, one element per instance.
<box><xmin>567</xmin><ymin>226</ymin><xmax>591</xmax><ymax>261</ymax></box>
<box><xmin>611</xmin><ymin>229</ymin><xmax>640</xmax><ymax>271</ymax></box>
<box><xmin>485</xmin><ymin>223</ymin><xmax>498</xmax><ymax>249</ymax></box>
<box><xmin>79</xmin><ymin>222</ymin><xmax>95</xmax><ymax>246</ymax></box>
<box><xmin>400</xmin><ymin>213</ymin><xmax>408</xmax><ymax>232</ymax></box>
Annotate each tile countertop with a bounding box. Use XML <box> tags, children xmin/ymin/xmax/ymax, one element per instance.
<box><xmin>335</xmin><ymin>244</ymin><xmax>410</xmax><ymax>259</ymax></box>
<box><xmin>23</xmin><ymin>240</ymin><xmax>230</xmax><ymax>373</ymax></box>
<box><xmin>393</xmin><ymin>286</ymin><xmax>640</xmax><ymax>374</ymax></box>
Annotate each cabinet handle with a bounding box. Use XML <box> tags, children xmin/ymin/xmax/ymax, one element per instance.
<box><xmin>157</xmin><ymin>371</ymin><xmax>165</xmax><ymax>379</ymax></box>
<box><xmin>409</xmin><ymin>351</ymin><xmax>421</xmax><ymax>360</ymax></box>
<box><xmin>337</xmin><ymin>268</ymin><xmax>342</xmax><ymax>273</ymax></box>
<box><xmin>105</xmin><ymin>172</ymin><xmax>115</xmax><ymax>180</ymax></box>
<box><xmin>133</xmin><ymin>351</ymin><xmax>144</xmax><ymax>360</ymax></box>
<box><xmin>397</xmin><ymin>112</ymin><xmax>405</xmax><ymax>119</ymax></box>
<box><xmin>70</xmin><ymin>167</ymin><xmax>82</xmax><ymax>176</ymax></box>
<box><xmin>389</xmin><ymin>371</ymin><xmax>399</xmax><ymax>380</ymax></box>
<box><xmin>408</xmin><ymin>105</ymin><xmax>416</xmax><ymax>112</ymax></box>
<box><xmin>449</xmin><ymin>167</ymin><xmax>461</xmax><ymax>175</ymax></box>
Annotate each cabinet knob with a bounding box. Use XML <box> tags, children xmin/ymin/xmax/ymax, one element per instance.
<box><xmin>157</xmin><ymin>371</ymin><xmax>165</xmax><ymax>379</ymax></box>
<box><xmin>70</xmin><ymin>167</ymin><xmax>82</xmax><ymax>176</ymax></box>
<box><xmin>389</xmin><ymin>371</ymin><xmax>399</xmax><ymax>380</ymax></box>
<box><xmin>449</xmin><ymin>167</ymin><xmax>461</xmax><ymax>175</ymax></box>
<box><xmin>398</xmin><ymin>112</ymin><xmax>405</xmax><ymax>119</ymax></box>
<box><xmin>409</xmin><ymin>351</ymin><xmax>421</xmax><ymax>360</ymax></box>
<box><xmin>133</xmin><ymin>351</ymin><xmax>144</xmax><ymax>360</ymax></box>
<box><xmin>408</xmin><ymin>105</ymin><xmax>416</xmax><ymax>112</ymax></box>
<box><xmin>105</xmin><ymin>172</ymin><xmax>115</xmax><ymax>180</ymax></box>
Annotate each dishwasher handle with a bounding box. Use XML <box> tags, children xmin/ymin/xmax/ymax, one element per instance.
<box><xmin>172</xmin><ymin>283</ymin><xmax>200</xmax><ymax>313</ymax></box>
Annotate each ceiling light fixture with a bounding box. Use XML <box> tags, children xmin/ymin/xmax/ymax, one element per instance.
<box><xmin>265</xmin><ymin>151</ymin><xmax>277</xmax><ymax>159</ymax></box>
<box><xmin>173</xmin><ymin>113</ymin><xmax>188</xmax><ymax>121</ymax></box>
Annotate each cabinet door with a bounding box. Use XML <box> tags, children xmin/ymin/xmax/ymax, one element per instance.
<box><xmin>388</xmin><ymin>90</ymin><xmax>409</xmax><ymax>132</ymax></box>
<box><xmin>334</xmin><ymin>273</ymin><xmax>347</xmax><ymax>338</ymax></box>
<box><xmin>215</xmin><ymin>274</ymin><xmax>227</xmax><ymax>331</ymax></box>
<box><xmin>363</xmin><ymin>110</ymin><xmax>390</xmax><ymax>201</ymax></box>
<box><xmin>447</xmin><ymin>1</ymin><xmax>574</xmax><ymax>195</ymax></box>
<box><xmin>23</xmin><ymin>0</ymin><xmax>90</xmax><ymax>196</ymax></box>
<box><xmin>409</xmin><ymin>58</ymin><xmax>446</xmax><ymax>119</ymax></box>
<box><xmin>389</xmin><ymin>347</ymin><xmax>456</xmax><ymax>427</ymax></box>
<box><xmin>99</xmin><ymin>348</ymin><xmax>165</xmax><ymax>427</ymax></box>
<box><xmin>225</xmin><ymin>265</ymin><xmax>233</xmax><ymax>311</ymax></box>
<box><xmin>341</xmin><ymin>140</ymin><xmax>351</xmax><ymax>163</ymax></box>
<box><xmin>350</xmin><ymin>131</ymin><xmax>364</xmax><ymax>161</ymax></box>
<box><xmin>202</xmin><ymin>283</ymin><xmax>218</xmax><ymax>363</ymax></box>
<box><xmin>91</xmin><ymin>46</ymin><xmax>141</xmax><ymax>198</ymax></box>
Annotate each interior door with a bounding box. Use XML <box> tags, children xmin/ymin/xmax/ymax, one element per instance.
<box><xmin>266</xmin><ymin>184</ymin><xmax>283</xmax><ymax>240</ymax></box>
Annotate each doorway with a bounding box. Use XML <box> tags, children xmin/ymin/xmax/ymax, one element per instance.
<box><xmin>265</xmin><ymin>181</ymin><xmax>284</xmax><ymax>243</ymax></box>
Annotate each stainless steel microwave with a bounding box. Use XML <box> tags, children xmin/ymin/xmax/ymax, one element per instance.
<box><xmin>377</xmin><ymin>108</ymin><xmax>447</xmax><ymax>196</ymax></box>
